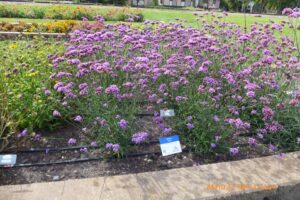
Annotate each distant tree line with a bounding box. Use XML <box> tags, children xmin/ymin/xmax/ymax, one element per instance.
<box><xmin>220</xmin><ymin>0</ymin><xmax>299</xmax><ymax>13</ymax></box>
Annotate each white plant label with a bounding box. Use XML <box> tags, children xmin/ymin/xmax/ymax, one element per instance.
<box><xmin>160</xmin><ymin>109</ymin><xmax>175</xmax><ymax>117</ymax></box>
<box><xmin>159</xmin><ymin>135</ymin><xmax>182</xmax><ymax>156</ymax></box>
<box><xmin>0</xmin><ymin>154</ymin><xmax>17</xmax><ymax>166</ymax></box>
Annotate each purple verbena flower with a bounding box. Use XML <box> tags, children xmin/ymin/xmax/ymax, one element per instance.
<box><xmin>68</xmin><ymin>138</ymin><xmax>77</xmax><ymax>145</ymax></box>
<box><xmin>269</xmin><ymin>143</ymin><xmax>276</xmax><ymax>152</ymax></box>
<box><xmin>105</xmin><ymin>85</ymin><xmax>120</xmax><ymax>95</ymax></box>
<box><xmin>106</xmin><ymin>143</ymin><xmax>120</xmax><ymax>152</ymax></box>
<box><xmin>186</xmin><ymin>116</ymin><xmax>193</xmax><ymax>121</ymax></box>
<box><xmin>17</xmin><ymin>129</ymin><xmax>28</xmax><ymax>138</ymax></box>
<box><xmin>229</xmin><ymin>147</ymin><xmax>239</xmax><ymax>155</ymax></box>
<box><xmin>44</xmin><ymin>90</ymin><xmax>51</xmax><ymax>96</ymax></box>
<box><xmin>34</xmin><ymin>133</ymin><xmax>41</xmax><ymax>141</ymax></box>
<box><xmin>91</xmin><ymin>141</ymin><xmax>97</xmax><ymax>147</ymax></box>
<box><xmin>213</xmin><ymin>115</ymin><xmax>220</xmax><ymax>122</ymax></box>
<box><xmin>74</xmin><ymin>115</ymin><xmax>83</xmax><ymax>122</ymax></box>
<box><xmin>118</xmin><ymin>119</ymin><xmax>128</xmax><ymax>129</ymax></box>
<box><xmin>248</xmin><ymin>137</ymin><xmax>257</xmax><ymax>146</ymax></box>
<box><xmin>132</xmin><ymin>132</ymin><xmax>149</xmax><ymax>144</ymax></box>
<box><xmin>162</xmin><ymin>127</ymin><xmax>172</xmax><ymax>135</ymax></box>
<box><xmin>80</xmin><ymin>147</ymin><xmax>88</xmax><ymax>153</ymax></box>
<box><xmin>186</xmin><ymin>123</ymin><xmax>194</xmax><ymax>129</ymax></box>
<box><xmin>112</xmin><ymin>144</ymin><xmax>119</xmax><ymax>152</ymax></box>
<box><xmin>262</xmin><ymin>106</ymin><xmax>274</xmax><ymax>120</ymax></box>
<box><xmin>53</xmin><ymin>110</ymin><xmax>61</xmax><ymax>117</ymax></box>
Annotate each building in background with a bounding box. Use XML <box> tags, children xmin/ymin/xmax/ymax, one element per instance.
<box><xmin>195</xmin><ymin>0</ymin><xmax>220</xmax><ymax>9</ymax></box>
<box><xmin>159</xmin><ymin>0</ymin><xmax>193</xmax><ymax>7</ymax></box>
<box><xmin>131</xmin><ymin>0</ymin><xmax>220</xmax><ymax>8</ymax></box>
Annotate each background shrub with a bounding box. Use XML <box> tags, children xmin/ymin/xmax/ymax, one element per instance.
<box><xmin>32</xmin><ymin>7</ymin><xmax>45</xmax><ymax>19</ymax></box>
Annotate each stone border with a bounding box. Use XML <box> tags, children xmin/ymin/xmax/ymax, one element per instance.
<box><xmin>0</xmin><ymin>31</ymin><xmax>68</xmax><ymax>39</ymax></box>
<box><xmin>0</xmin><ymin>151</ymin><xmax>299</xmax><ymax>200</ymax></box>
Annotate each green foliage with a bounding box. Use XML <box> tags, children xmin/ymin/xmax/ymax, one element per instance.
<box><xmin>0</xmin><ymin>39</ymin><xmax>64</xmax><ymax>137</ymax></box>
<box><xmin>254</xmin><ymin>0</ymin><xmax>298</xmax><ymax>12</ymax></box>
<box><xmin>32</xmin><ymin>7</ymin><xmax>45</xmax><ymax>19</ymax></box>
<box><xmin>0</xmin><ymin>5</ymin><xmax>26</xmax><ymax>18</ymax></box>
<box><xmin>0</xmin><ymin>71</ymin><xmax>16</xmax><ymax>151</ymax></box>
<box><xmin>221</xmin><ymin>0</ymin><xmax>243</xmax><ymax>12</ymax></box>
<box><xmin>220</xmin><ymin>0</ymin><xmax>229</xmax><ymax>11</ymax></box>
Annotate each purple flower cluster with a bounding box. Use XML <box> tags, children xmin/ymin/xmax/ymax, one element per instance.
<box><xmin>131</xmin><ymin>132</ymin><xmax>149</xmax><ymax>144</ymax></box>
<box><xmin>186</xmin><ymin>123</ymin><xmax>194</xmax><ymax>129</ymax></box>
<box><xmin>282</xmin><ymin>8</ymin><xmax>300</xmax><ymax>18</ymax></box>
<box><xmin>118</xmin><ymin>119</ymin><xmax>128</xmax><ymax>129</ymax></box>
<box><xmin>248</xmin><ymin>137</ymin><xmax>257</xmax><ymax>146</ymax></box>
<box><xmin>49</xmin><ymin>12</ymin><xmax>300</xmax><ymax>154</ymax></box>
<box><xmin>53</xmin><ymin>110</ymin><xmax>61</xmax><ymax>117</ymax></box>
<box><xmin>74</xmin><ymin>115</ymin><xmax>83</xmax><ymax>122</ymax></box>
<box><xmin>225</xmin><ymin>118</ymin><xmax>250</xmax><ymax>130</ymax></box>
<box><xmin>80</xmin><ymin>147</ymin><xmax>88</xmax><ymax>153</ymax></box>
<box><xmin>229</xmin><ymin>147</ymin><xmax>239</xmax><ymax>155</ymax></box>
<box><xmin>105</xmin><ymin>85</ymin><xmax>120</xmax><ymax>95</ymax></box>
<box><xmin>17</xmin><ymin>129</ymin><xmax>27</xmax><ymax>138</ymax></box>
<box><xmin>106</xmin><ymin>143</ymin><xmax>120</xmax><ymax>152</ymax></box>
<box><xmin>68</xmin><ymin>138</ymin><xmax>77</xmax><ymax>145</ymax></box>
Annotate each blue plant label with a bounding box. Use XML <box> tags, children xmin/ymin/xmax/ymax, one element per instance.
<box><xmin>159</xmin><ymin>135</ymin><xmax>182</xmax><ymax>156</ymax></box>
<box><xmin>0</xmin><ymin>154</ymin><xmax>17</xmax><ymax>166</ymax></box>
<box><xmin>160</xmin><ymin>109</ymin><xmax>175</xmax><ymax>117</ymax></box>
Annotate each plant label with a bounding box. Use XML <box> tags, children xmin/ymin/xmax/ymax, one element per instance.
<box><xmin>0</xmin><ymin>154</ymin><xmax>17</xmax><ymax>166</ymax></box>
<box><xmin>160</xmin><ymin>109</ymin><xmax>175</xmax><ymax>117</ymax></box>
<box><xmin>159</xmin><ymin>135</ymin><xmax>182</xmax><ymax>156</ymax></box>
<box><xmin>286</xmin><ymin>90</ymin><xmax>295</xmax><ymax>97</ymax></box>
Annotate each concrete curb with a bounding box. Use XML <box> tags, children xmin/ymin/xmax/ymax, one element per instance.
<box><xmin>0</xmin><ymin>31</ymin><xmax>68</xmax><ymax>39</ymax></box>
<box><xmin>0</xmin><ymin>151</ymin><xmax>299</xmax><ymax>200</ymax></box>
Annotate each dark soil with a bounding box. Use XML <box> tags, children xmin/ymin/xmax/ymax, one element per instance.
<box><xmin>0</xmin><ymin>116</ymin><xmax>277</xmax><ymax>186</ymax></box>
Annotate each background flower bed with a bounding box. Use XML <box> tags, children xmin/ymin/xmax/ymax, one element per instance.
<box><xmin>0</xmin><ymin>20</ymin><xmax>78</xmax><ymax>33</ymax></box>
<box><xmin>0</xmin><ymin>4</ymin><xmax>144</xmax><ymax>22</ymax></box>
<box><xmin>0</xmin><ymin>18</ymin><xmax>114</xmax><ymax>33</ymax></box>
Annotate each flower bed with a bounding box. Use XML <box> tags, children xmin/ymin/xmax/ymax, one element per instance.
<box><xmin>0</xmin><ymin>19</ymin><xmax>106</xmax><ymax>33</ymax></box>
<box><xmin>1</xmin><ymin>10</ymin><xmax>300</xmax><ymax>159</ymax></box>
<box><xmin>0</xmin><ymin>20</ymin><xmax>78</xmax><ymax>33</ymax></box>
<box><xmin>45</xmin><ymin>11</ymin><xmax>300</xmax><ymax>156</ymax></box>
<box><xmin>0</xmin><ymin>4</ymin><xmax>144</xmax><ymax>22</ymax></box>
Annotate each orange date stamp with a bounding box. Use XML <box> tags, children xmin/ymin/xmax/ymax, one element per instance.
<box><xmin>207</xmin><ymin>184</ymin><xmax>278</xmax><ymax>191</ymax></box>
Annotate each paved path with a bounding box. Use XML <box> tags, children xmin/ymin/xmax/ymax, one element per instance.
<box><xmin>1</xmin><ymin>151</ymin><xmax>300</xmax><ymax>200</ymax></box>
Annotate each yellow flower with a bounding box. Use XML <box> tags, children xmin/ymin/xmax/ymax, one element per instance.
<box><xmin>28</xmin><ymin>71</ymin><xmax>39</xmax><ymax>77</ymax></box>
<box><xmin>9</xmin><ymin>44</ymin><xmax>17</xmax><ymax>49</ymax></box>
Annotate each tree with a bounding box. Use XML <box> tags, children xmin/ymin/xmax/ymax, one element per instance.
<box><xmin>220</xmin><ymin>0</ymin><xmax>244</xmax><ymax>12</ymax></box>
<box><xmin>255</xmin><ymin>0</ymin><xmax>298</xmax><ymax>12</ymax></box>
